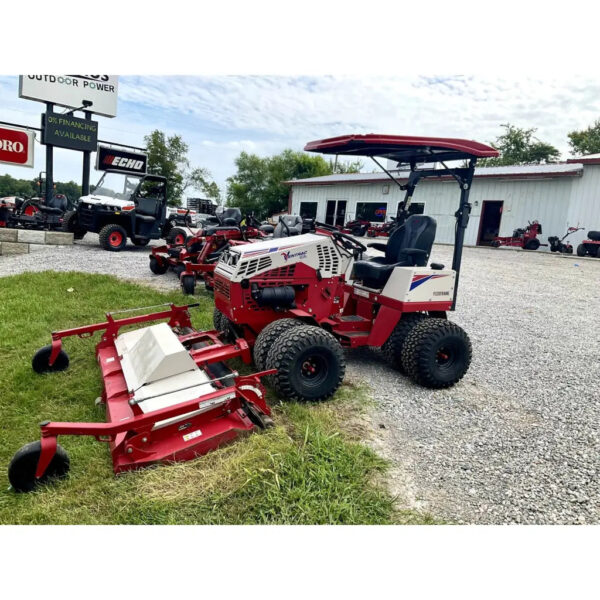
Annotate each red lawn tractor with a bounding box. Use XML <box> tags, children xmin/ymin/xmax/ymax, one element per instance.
<box><xmin>211</xmin><ymin>133</ymin><xmax>499</xmax><ymax>402</ymax></box>
<box><xmin>366</xmin><ymin>217</ymin><xmax>401</xmax><ymax>238</ymax></box>
<box><xmin>338</xmin><ymin>218</ymin><xmax>371</xmax><ymax>236</ymax></box>
<box><xmin>576</xmin><ymin>230</ymin><xmax>600</xmax><ymax>257</ymax></box>
<box><xmin>491</xmin><ymin>220</ymin><xmax>544</xmax><ymax>250</ymax></box>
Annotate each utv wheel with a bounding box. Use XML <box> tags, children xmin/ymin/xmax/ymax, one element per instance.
<box><xmin>180</xmin><ymin>274</ymin><xmax>196</xmax><ymax>295</ymax></box>
<box><xmin>133</xmin><ymin>237</ymin><xmax>150</xmax><ymax>247</ymax></box>
<box><xmin>62</xmin><ymin>209</ymin><xmax>87</xmax><ymax>240</ymax></box>
<box><xmin>381</xmin><ymin>313</ymin><xmax>428</xmax><ymax>374</ymax></box>
<box><xmin>32</xmin><ymin>345</ymin><xmax>70</xmax><ymax>374</ymax></box>
<box><xmin>253</xmin><ymin>318</ymin><xmax>304</xmax><ymax>371</ymax></box>
<box><xmin>8</xmin><ymin>441</ymin><xmax>70</xmax><ymax>493</ymax></box>
<box><xmin>524</xmin><ymin>239</ymin><xmax>540</xmax><ymax>251</ymax></box>
<box><xmin>576</xmin><ymin>244</ymin><xmax>586</xmax><ymax>257</ymax></box>
<box><xmin>401</xmin><ymin>318</ymin><xmax>472</xmax><ymax>389</ymax></box>
<box><xmin>99</xmin><ymin>224</ymin><xmax>127</xmax><ymax>251</ymax></box>
<box><xmin>149</xmin><ymin>256</ymin><xmax>168</xmax><ymax>275</ymax></box>
<box><xmin>265</xmin><ymin>325</ymin><xmax>345</xmax><ymax>402</ymax></box>
<box><xmin>167</xmin><ymin>227</ymin><xmax>187</xmax><ymax>246</ymax></box>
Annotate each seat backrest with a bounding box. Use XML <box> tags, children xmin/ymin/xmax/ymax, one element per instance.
<box><xmin>136</xmin><ymin>197</ymin><xmax>160</xmax><ymax>217</ymax></box>
<box><xmin>221</xmin><ymin>207</ymin><xmax>242</xmax><ymax>226</ymax></box>
<box><xmin>385</xmin><ymin>215</ymin><xmax>437</xmax><ymax>264</ymax></box>
<box><xmin>48</xmin><ymin>195</ymin><xmax>68</xmax><ymax>212</ymax></box>
<box><xmin>273</xmin><ymin>215</ymin><xmax>303</xmax><ymax>238</ymax></box>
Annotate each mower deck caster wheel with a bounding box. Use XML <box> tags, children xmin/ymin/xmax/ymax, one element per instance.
<box><xmin>265</xmin><ymin>324</ymin><xmax>345</xmax><ymax>402</ymax></box>
<box><xmin>32</xmin><ymin>345</ymin><xmax>70</xmax><ymax>374</ymax></box>
<box><xmin>180</xmin><ymin>275</ymin><xmax>196</xmax><ymax>295</ymax></box>
<box><xmin>253</xmin><ymin>318</ymin><xmax>304</xmax><ymax>371</ymax></box>
<box><xmin>401</xmin><ymin>318</ymin><xmax>472</xmax><ymax>389</ymax></box>
<box><xmin>8</xmin><ymin>441</ymin><xmax>70</xmax><ymax>493</ymax></box>
<box><xmin>149</xmin><ymin>256</ymin><xmax>168</xmax><ymax>275</ymax></box>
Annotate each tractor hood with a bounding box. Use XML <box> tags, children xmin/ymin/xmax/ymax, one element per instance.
<box><xmin>79</xmin><ymin>194</ymin><xmax>135</xmax><ymax>210</ymax></box>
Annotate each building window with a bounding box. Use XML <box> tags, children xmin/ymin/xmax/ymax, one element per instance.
<box><xmin>356</xmin><ymin>202</ymin><xmax>388</xmax><ymax>223</ymax></box>
<box><xmin>299</xmin><ymin>202</ymin><xmax>318</xmax><ymax>219</ymax></box>
<box><xmin>408</xmin><ymin>202</ymin><xmax>425</xmax><ymax>215</ymax></box>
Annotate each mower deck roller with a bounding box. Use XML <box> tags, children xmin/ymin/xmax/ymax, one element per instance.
<box><xmin>8</xmin><ymin>304</ymin><xmax>275</xmax><ymax>493</ymax></box>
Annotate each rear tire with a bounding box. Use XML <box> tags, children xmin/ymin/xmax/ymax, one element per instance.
<box><xmin>401</xmin><ymin>318</ymin><xmax>472</xmax><ymax>389</ymax></box>
<box><xmin>32</xmin><ymin>345</ymin><xmax>70</xmax><ymax>374</ymax></box>
<box><xmin>253</xmin><ymin>318</ymin><xmax>303</xmax><ymax>371</ymax></box>
<box><xmin>8</xmin><ymin>441</ymin><xmax>70</xmax><ymax>493</ymax></box>
<box><xmin>180</xmin><ymin>274</ymin><xmax>196</xmax><ymax>295</ymax></box>
<box><xmin>167</xmin><ymin>227</ymin><xmax>187</xmax><ymax>246</ymax></box>
<box><xmin>265</xmin><ymin>325</ymin><xmax>345</xmax><ymax>402</ymax></box>
<box><xmin>524</xmin><ymin>238</ymin><xmax>540</xmax><ymax>250</ymax></box>
<box><xmin>381</xmin><ymin>313</ymin><xmax>428</xmax><ymax>374</ymax></box>
<box><xmin>149</xmin><ymin>256</ymin><xmax>168</xmax><ymax>275</ymax></box>
<box><xmin>577</xmin><ymin>244</ymin><xmax>586</xmax><ymax>257</ymax></box>
<box><xmin>99</xmin><ymin>224</ymin><xmax>127</xmax><ymax>251</ymax></box>
<box><xmin>62</xmin><ymin>210</ymin><xmax>86</xmax><ymax>240</ymax></box>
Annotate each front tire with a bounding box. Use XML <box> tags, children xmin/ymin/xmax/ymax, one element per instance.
<box><xmin>265</xmin><ymin>325</ymin><xmax>345</xmax><ymax>402</ymax></box>
<box><xmin>149</xmin><ymin>256</ymin><xmax>168</xmax><ymax>275</ymax></box>
<box><xmin>99</xmin><ymin>224</ymin><xmax>127</xmax><ymax>251</ymax></box>
<box><xmin>577</xmin><ymin>244</ymin><xmax>586</xmax><ymax>257</ymax></box>
<box><xmin>253</xmin><ymin>318</ymin><xmax>303</xmax><ymax>370</ymax></box>
<box><xmin>8</xmin><ymin>441</ymin><xmax>70</xmax><ymax>493</ymax></box>
<box><xmin>524</xmin><ymin>238</ymin><xmax>540</xmax><ymax>250</ymax></box>
<box><xmin>401</xmin><ymin>318</ymin><xmax>472</xmax><ymax>389</ymax></box>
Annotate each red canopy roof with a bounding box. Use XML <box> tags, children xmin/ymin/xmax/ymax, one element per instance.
<box><xmin>304</xmin><ymin>134</ymin><xmax>499</xmax><ymax>164</ymax></box>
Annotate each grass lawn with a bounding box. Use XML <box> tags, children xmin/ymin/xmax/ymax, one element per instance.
<box><xmin>0</xmin><ymin>271</ymin><xmax>433</xmax><ymax>525</ymax></box>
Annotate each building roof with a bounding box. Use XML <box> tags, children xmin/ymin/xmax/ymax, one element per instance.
<box><xmin>566</xmin><ymin>154</ymin><xmax>600</xmax><ymax>165</ymax></box>
<box><xmin>286</xmin><ymin>162</ymin><xmax>584</xmax><ymax>186</ymax></box>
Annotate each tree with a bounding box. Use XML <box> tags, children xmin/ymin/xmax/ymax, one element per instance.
<box><xmin>227</xmin><ymin>149</ymin><xmax>339</xmax><ymax>218</ymax></box>
<box><xmin>144</xmin><ymin>130</ymin><xmax>220</xmax><ymax>206</ymax></box>
<box><xmin>328</xmin><ymin>158</ymin><xmax>363</xmax><ymax>174</ymax></box>
<box><xmin>479</xmin><ymin>123</ymin><xmax>560</xmax><ymax>166</ymax></box>
<box><xmin>0</xmin><ymin>174</ymin><xmax>36</xmax><ymax>198</ymax></box>
<box><xmin>567</xmin><ymin>120</ymin><xmax>600</xmax><ymax>156</ymax></box>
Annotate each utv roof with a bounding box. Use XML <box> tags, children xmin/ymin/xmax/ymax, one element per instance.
<box><xmin>304</xmin><ymin>134</ymin><xmax>499</xmax><ymax>164</ymax></box>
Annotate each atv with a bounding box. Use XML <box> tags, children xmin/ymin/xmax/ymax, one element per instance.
<box><xmin>63</xmin><ymin>170</ymin><xmax>184</xmax><ymax>251</ymax></box>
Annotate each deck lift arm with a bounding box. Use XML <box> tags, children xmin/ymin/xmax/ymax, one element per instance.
<box><xmin>304</xmin><ymin>134</ymin><xmax>498</xmax><ymax>309</ymax></box>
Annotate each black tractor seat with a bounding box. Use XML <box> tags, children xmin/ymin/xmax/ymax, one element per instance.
<box><xmin>136</xmin><ymin>214</ymin><xmax>156</xmax><ymax>223</ymax></box>
<box><xmin>353</xmin><ymin>215</ymin><xmax>437</xmax><ymax>289</ymax></box>
<box><xmin>273</xmin><ymin>215</ymin><xmax>304</xmax><ymax>238</ymax></box>
<box><xmin>37</xmin><ymin>205</ymin><xmax>63</xmax><ymax>215</ymax></box>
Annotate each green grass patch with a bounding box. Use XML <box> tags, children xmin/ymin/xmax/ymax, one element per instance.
<box><xmin>0</xmin><ymin>271</ymin><xmax>431</xmax><ymax>524</ymax></box>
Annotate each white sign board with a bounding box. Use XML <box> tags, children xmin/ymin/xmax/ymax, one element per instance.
<box><xmin>19</xmin><ymin>75</ymin><xmax>118</xmax><ymax>118</ymax></box>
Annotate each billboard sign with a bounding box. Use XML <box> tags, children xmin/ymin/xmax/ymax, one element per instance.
<box><xmin>96</xmin><ymin>145</ymin><xmax>147</xmax><ymax>175</ymax></box>
<box><xmin>0</xmin><ymin>125</ymin><xmax>35</xmax><ymax>168</ymax></box>
<box><xmin>19</xmin><ymin>75</ymin><xmax>118</xmax><ymax>117</ymax></box>
<box><xmin>42</xmin><ymin>111</ymin><xmax>98</xmax><ymax>152</ymax></box>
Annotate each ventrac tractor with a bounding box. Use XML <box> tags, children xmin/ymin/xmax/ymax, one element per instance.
<box><xmin>64</xmin><ymin>170</ymin><xmax>184</xmax><ymax>251</ymax></box>
<box><xmin>213</xmin><ymin>134</ymin><xmax>499</xmax><ymax>400</ymax></box>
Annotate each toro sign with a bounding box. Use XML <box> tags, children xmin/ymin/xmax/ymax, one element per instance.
<box><xmin>19</xmin><ymin>75</ymin><xmax>118</xmax><ymax>118</ymax></box>
<box><xmin>96</xmin><ymin>145</ymin><xmax>147</xmax><ymax>175</ymax></box>
<box><xmin>0</xmin><ymin>125</ymin><xmax>35</xmax><ymax>168</ymax></box>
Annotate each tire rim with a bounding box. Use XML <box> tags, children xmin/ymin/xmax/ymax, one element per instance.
<box><xmin>24</xmin><ymin>205</ymin><xmax>38</xmax><ymax>216</ymax></box>
<box><xmin>435</xmin><ymin>343</ymin><xmax>458</xmax><ymax>371</ymax></box>
<box><xmin>299</xmin><ymin>353</ymin><xmax>329</xmax><ymax>388</ymax></box>
<box><xmin>109</xmin><ymin>231</ymin><xmax>123</xmax><ymax>247</ymax></box>
<box><xmin>175</xmin><ymin>234</ymin><xmax>185</xmax><ymax>245</ymax></box>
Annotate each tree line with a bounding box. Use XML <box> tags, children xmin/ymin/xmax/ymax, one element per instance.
<box><xmin>3</xmin><ymin>120</ymin><xmax>600</xmax><ymax>219</ymax></box>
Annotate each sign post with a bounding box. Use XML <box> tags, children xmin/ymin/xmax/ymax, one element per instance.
<box><xmin>45</xmin><ymin>103</ymin><xmax>54</xmax><ymax>204</ymax></box>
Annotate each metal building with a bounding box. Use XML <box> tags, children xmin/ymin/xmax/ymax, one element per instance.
<box><xmin>286</xmin><ymin>157</ymin><xmax>600</xmax><ymax>249</ymax></box>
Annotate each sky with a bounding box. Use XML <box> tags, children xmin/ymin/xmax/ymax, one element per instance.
<box><xmin>1</xmin><ymin>74</ymin><xmax>600</xmax><ymax>199</ymax></box>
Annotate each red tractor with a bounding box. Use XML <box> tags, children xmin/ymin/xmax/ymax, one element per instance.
<box><xmin>491</xmin><ymin>220</ymin><xmax>544</xmax><ymax>250</ymax></box>
<box><xmin>338</xmin><ymin>218</ymin><xmax>371</xmax><ymax>236</ymax></box>
<box><xmin>366</xmin><ymin>217</ymin><xmax>401</xmax><ymax>238</ymax></box>
<box><xmin>212</xmin><ymin>133</ymin><xmax>499</xmax><ymax>401</ymax></box>
<box><xmin>576</xmin><ymin>230</ymin><xmax>600</xmax><ymax>257</ymax></box>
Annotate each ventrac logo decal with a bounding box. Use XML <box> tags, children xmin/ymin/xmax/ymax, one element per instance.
<box><xmin>410</xmin><ymin>274</ymin><xmax>448</xmax><ymax>291</ymax></box>
<box><xmin>282</xmin><ymin>249</ymin><xmax>307</xmax><ymax>262</ymax></box>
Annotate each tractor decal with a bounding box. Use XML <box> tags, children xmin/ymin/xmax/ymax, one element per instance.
<box><xmin>410</xmin><ymin>274</ymin><xmax>448</xmax><ymax>291</ymax></box>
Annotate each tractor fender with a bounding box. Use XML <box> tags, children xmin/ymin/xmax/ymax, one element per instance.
<box><xmin>367</xmin><ymin>305</ymin><xmax>403</xmax><ymax>347</ymax></box>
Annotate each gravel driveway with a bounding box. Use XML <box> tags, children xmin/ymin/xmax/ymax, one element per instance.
<box><xmin>1</xmin><ymin>236</ymin><xmax>598</xmax><ymax>524</ymax></box>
